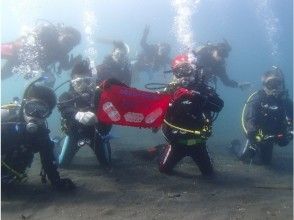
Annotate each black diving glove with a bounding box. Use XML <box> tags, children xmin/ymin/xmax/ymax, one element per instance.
<box><xmin>277</xmin><ymin>132</ymin><xmax>293</xmax><ymax>147</ymax></box>
<box><xmin>69</xmin><ymin>54</ymin><xmax>83</xmax><ymax>67</ymax></box>
<box><xmin>52</xmin><ymin>178</ymin><xmax>75</xmax><ymax>191</ymax></box>
<box><xmin>143</xmin><ymin>25</ymin><xmax>150</xmax><ymax>37</ymax></box>
<box><xmin>238</xmin><ymin>82</ymin><xmax>251</xmax><ymax>91</ymax></box>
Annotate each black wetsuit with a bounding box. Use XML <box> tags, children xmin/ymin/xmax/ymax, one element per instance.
<box><xmin>1</xmin><ymin>120</ymin><xmax>60</xmax><ymax>185</ymax></box>
<box><xmin>96</xmin><ymin>55</ymin><xmax>132</xmax><ymax>86</ymax></box>
<box><xmin>2</xmin><ymin>24</ymin><xmax>78</xmax><ymax>81</ymax></box>
<box><xmin>132</xmin><ymin>32</ymin><xmax>170</xmax><ymax>75</ymax></box>
<box><xmin>242</xmin><ymin>90</ymin><xmax>293</xmax><ymax>164</ymax></box>
<box><xmin>195</xmin><ymin>47</ymin><xmax>238</xmax><ymax>88</ymax></box>
<box><xmin>58</xmin><ymin>88</ymin><xmax>111</xmax><ymax>167</ymax></box>
<box><xmin>159</xmin><ymin>84</ymin><xmax>224</xmax><ymax>175</ymax></box>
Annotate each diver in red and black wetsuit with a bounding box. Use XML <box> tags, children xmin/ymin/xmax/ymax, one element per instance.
<box><xmin>1</xmin><ymin>22</ymin><xmax>81</xmax><ymax>86</ymax></box>
<box><xmin>158</xmin><ymin>54</ymin><xmax>224</xmax><ymax>175</ymax></box>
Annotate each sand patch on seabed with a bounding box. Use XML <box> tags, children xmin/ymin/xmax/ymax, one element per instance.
<box><xmin>2</xmin><ymin>127</ymin><xmax>293</xmax><ymax>220</ymax></box>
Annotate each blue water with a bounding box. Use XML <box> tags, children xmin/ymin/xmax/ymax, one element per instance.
<box><xmin>1</xmin><ymin>0</ymin><xmax>293</xmax><ymax>141</ymax></box>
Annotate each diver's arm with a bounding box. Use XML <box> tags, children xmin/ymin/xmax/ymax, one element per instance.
<box><xmin>38</xmin><ymin>132</ymin><xmax>60</xmax><ymax>183</ymax></box>
<box><xmin>57</xmin><ymin>92</ymin><xmax>78</xmax><ymax>120</ymax></box>
<box><xmin>57</xmin><ymin>54</ymin><xmax>71</xmax><ymax>73</ymax></box>
<box><xmin>1</xmin><ymin>122</ymin><xmax>20</xmax><ymax>154</ymax></box>
<box><xmin>58</xmin><ymin>54</ymin><xmax>83</xmax><ymax>73</ymax></box>
<box><xmin>95</xmin><ymin>64</ymin><xmax>105</xmax><ymax>83</ymax></box>
<box><xmin>140</xmin><ymin>25</ymin><xmax>150</xmax><ymax>50</ymax></box>
<box><xmin>285</xmin><ymin>98</ymin><xmax>293</xmax><ymax>126</ymax></box>
<box><xmin>217</xmin><ymin>65</ymin><xmax>238</xmax><ymax>88</ymax></box>
<box><xmin>39</xmin><ymin>133</ymin><xmax>75</xmax><ymax>190</ymax></box>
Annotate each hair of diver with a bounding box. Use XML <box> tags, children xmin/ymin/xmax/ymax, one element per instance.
<box><xmin>22</xmin><ymin>76</ymin><xmax>49</xmax><ymax>102</ymax></box>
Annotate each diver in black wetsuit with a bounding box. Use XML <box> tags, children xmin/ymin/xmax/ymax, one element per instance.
<box><xmin>96</xmin><ymin>41</ymin><xmax>132</xmax><ymax>86</ymax></box>
<box><xmin>158</xmin><ymin>54</ymin><xmax>224</xmax><ymax>175</ymax></box>
<box><xmin>239</xmin><ymin>67</ymin><xmax>293</xmax><ymax>164</ymax></box>
<box><xmin>1</xmin><ymin>80</ymin><xmax>75</xmax><ymax>190</ymax></box>
<box><xmin>132</xmin><ymin>25</ymin><xmax>171</xmax><ymax>80</ymax></box>
<box><xmin>193</xmin><ymin>40</ymin><xmax>249</xmax><ymax>90</ymax></box>
<box><xmin>58</xmin><ymin>59</ymin><xmax>112</xmax><ymax>168</ymax></box>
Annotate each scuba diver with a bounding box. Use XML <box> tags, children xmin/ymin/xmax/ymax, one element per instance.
<box><xmin>57</xmin><ymin>59</ymin><xmax>112</xmax><ymax>168</ymax></box>
<box><xmin>238</xmin><ymin>67</ymin><xmax>293</xmax><ymax>165</ymax></box>
<box><xmin>157</xmin><ymin>54</ymin><xmax>224</xmax><ymax>175</ymax></box>
<box><xmin>1</xmin><ymin>21</ymin><xmax>82</xmax><ymax>86</ymax></box>
<box><xmin>1</xmin><ymin>78</ymin><xmax>75</xmax><ymax>190</ymax></box>
<box><xmin>96</xmin><ymin>40</ymin><xmax>132</xmax><ymax>86</ymax></box>
<box><xmin>193</xmin><ymin>40</ymin><xmax>250</xmax><ymax>90</ymax></box>
<box><xmin>132</xmin><ymin>25</ymin><xmax>171</xmax><ymax>80</ymax></box>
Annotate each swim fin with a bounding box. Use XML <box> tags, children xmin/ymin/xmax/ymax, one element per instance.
<box><xmin>131</xmin><ymin>144</ymin><xmax>165</xmax><ymax>161</ymax></box>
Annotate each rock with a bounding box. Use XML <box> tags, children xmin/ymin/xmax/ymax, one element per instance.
<box><xmin>168</xmin><ymin>193</ymin><xmax>181</xmax><ymax>198</ymax></box>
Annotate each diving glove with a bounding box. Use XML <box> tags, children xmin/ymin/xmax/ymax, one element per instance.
<box><xmin>277</xmin><ymin>132</ymin><xmax>293</xmax><ymax>147</ymax></box>
<box><xmin>248</xmin><ymin>131</ymin><xmax>262</xmax><ymax>144</ymax></box>
<box><xmin>238</xmin><ymin>82</ymin><xmax>251</xmax><ymax>91</ymax></box>
<box><xmin>75</xmin><ymin>111</ymin><xmax>97</xmax><ymax>126</ymax></box>
<box><xmin>52</xmin><ymin>178</ymin><xmax>75</xmax><ymax>191</ymax></box>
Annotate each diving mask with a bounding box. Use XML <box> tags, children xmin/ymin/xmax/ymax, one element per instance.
<box><xmin>23</xmin><ymin>99</ymin><xmax>50</xmax><ymax>119</ymax></box>
<box><xmin>71</xmin><ymin>76</ymin><xmax>95</xmax><ymax>93</ymax></box>
<box><xmin>263</xmin><ymin>77</ymin><xmax>283</xmax><ymax>96</ymax></box>
<box><xmin>173</xmin><ymin>63</ymin><xmax>196</xmax><ymax>79</ymax></box>
<box><xmin>112</xmin><ymin>48</ymin><xmax>127</xmax><ymax>63</ymax></box>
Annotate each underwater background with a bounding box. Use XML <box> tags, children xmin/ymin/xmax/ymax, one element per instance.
<box><xmin>1</xmin><ymin>1</ymin><xmax>293</xmax><ymax>219</ymax></box>
<box><xmin>1</xmin><ymin>0</ymin><xmax>293</xmax><ymax>145</ymax></box>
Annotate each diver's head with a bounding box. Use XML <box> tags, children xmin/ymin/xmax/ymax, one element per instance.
<box><xmin>71</xmin><ymin>59</ymin><xmax>95</xmax><ymax>94</ymax></box>
<box><xmin>111</xmin><ymin>41</ymin><xmax>129</xmax><ymax>64</ymax></box>
<box><xmin>262</xmin><ymin>66</ymin><xmax>285</xmax><ymax>97</ymax></box>
<box><xmin>112</xmin><ymin>48</ymin><xmax>127</xmax><ymax>63</ymax></box>
<box><xmin>212</xmin><ymin>39</ymin><xmax>231</xmax><ymax>62</ymax></box>
<box><xmin>171</xmin><ymin>53</ymin><xmax>197</xmax><ymax>85</ymax></box>
<box><xmin>58</xmin><ymin>26</ymin><xmax>81</xmax><ymax>52</ymax></box>
<box><xmin>158</xmin><ymin>43</ymin><xmax>171</xmax><ymax>57</ymax></box>
<box><xmin>23</xmin><ymin>85</ymin><xmax>56</xmax><ymax>132</ymax></box>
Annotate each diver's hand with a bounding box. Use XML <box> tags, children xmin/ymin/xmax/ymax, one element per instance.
<box><xmin>143</xmin><ymin>25</ymin><xmax>150</xmax><ymax>36</ymax></box>
<box><xmin>52</xmin><ymin>178</ymin><xmax>75</xmax><ymax>191</ymax></box>
<box><xmin>238</xmin><ymin>82</ymin><xmax>251</xmax><ymax>91</ymax></box>
<box><xmin>75</xmin><ymin>111</ymin><xmax>97</xmax><ymax>126</ymax></box>
<box><xmin>247</xmin><ymin>131</ymin><xmax>260</xmax><ymax>144</ymax></box>
<box><xmin>277</xmin><ymin>132</ymin><xmax>293</xmax><ymax>147</ymax></box>
<box><xmin>69</xmin><ymin>54</ymin><xmax>83</xmax><ymax>66</ymax></box>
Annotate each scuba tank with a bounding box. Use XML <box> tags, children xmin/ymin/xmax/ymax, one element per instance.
<box><xmin>1</xmin><ymin>97</ymin><xmax>21</xmax><ymax>122</ymax></box>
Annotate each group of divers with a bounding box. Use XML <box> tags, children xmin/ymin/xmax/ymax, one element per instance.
<box><xmin>1</xmin><ymin>22</ymin><xmax>293</xmax><ymax>191</ymax></box>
